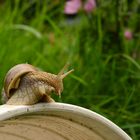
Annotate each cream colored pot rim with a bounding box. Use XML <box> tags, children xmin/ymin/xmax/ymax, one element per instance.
<box><xmin>0</xmin><ymin>103</ymin><xmax>132</xmax><ymax>140</ymax></box>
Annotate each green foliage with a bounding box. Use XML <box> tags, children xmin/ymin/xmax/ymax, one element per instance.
<box><xmin>0</xmin><ymin>0</ymin><xmax>140</xmax><ymax>139</ymax></box>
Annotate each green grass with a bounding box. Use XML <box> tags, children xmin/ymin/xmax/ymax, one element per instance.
<box><xmin>0</xmin><ymin>0</ymin><xmax>140</xmax><ymax>139</ymax></box>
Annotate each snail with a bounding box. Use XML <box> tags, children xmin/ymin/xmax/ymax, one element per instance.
<box><xmin>2</xmin><ymin>63</ymin><xmax>74</xmax><ymax>105</ymax></box>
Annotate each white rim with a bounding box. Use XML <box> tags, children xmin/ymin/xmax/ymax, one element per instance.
<box><xmin>0</xmin><ymin>103</ymin><xmax>132</xmax><ymax>140</ymax></box>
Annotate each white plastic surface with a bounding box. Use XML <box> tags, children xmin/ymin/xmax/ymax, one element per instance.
<box><xmin>0</xmin><ymin>103</ymin><xmax>132</xmax><ymax>140</ymax></box>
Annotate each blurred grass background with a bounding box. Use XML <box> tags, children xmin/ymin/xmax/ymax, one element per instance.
<box><xmin>0</xmin><ymin>0</ymin><xmax>140</xmax><ymax>139</ymax></box>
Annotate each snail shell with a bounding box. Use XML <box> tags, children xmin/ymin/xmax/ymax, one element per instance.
<box><xmin>2</xmin><ymin>63</ymin><xmax>74</xmax><ymax>105</ymax></box>
<box><xmin>4</xmin><ymin>64</ymin><xmax>37</xmax><ymax>99</ymax></box>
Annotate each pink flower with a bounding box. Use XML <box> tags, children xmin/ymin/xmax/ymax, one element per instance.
<box><xmin>124</xmin><ymin>29</ymin><xmax>133</xmax><ymax>40</ymax></box>
<box><xmin>64</xmin><ymin>0</ymin><xmax>82</xmax><ymax>15</ymax></box>
<box><xmin>84</xmin><ymin>0</ymin><xmax>96</xmax><ymax>13</ymax></box>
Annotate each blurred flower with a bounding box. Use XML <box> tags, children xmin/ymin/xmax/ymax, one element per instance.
<box><xmin>64</xmin><ymin>0</ymin><xmax>82</xmax><ymax>15</ymax></box>
<box><xmin>124</xmin><ymin>29</ymin><xmax>133</xmax><ymax>40</ymax></box>
<box><xmin>84</xmin><ymin>0</ymin><xmax>96</xmax><ymax>13</ymax></box>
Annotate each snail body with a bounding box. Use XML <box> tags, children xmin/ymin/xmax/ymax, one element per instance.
<box><xmin>2</xmin><ymin>64</ymin><xmax>73</xmax><ymax>105</ymax></box>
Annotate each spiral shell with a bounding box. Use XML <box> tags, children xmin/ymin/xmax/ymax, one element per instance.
<box><xmin>4</xmin><ymin>64</ymin><xmax>37</xmax><ymax>99</ymax></box>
